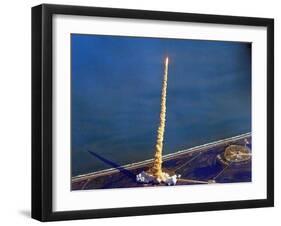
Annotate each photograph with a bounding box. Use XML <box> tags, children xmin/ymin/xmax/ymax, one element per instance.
<box><xmin>71</xmin><ymin>34</ymin><xmax>252</xmax><ymax>190</ymax></box>
<box><xmin>30</xmin><ymin>3</ymin><xmax>274</xmax><ymax>221</ymax></box>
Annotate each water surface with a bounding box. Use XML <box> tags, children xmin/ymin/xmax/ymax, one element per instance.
<box><xmin>71</xmin><ymin>34</ymin><xmax>251</xmax><ymax>177</ymax></box>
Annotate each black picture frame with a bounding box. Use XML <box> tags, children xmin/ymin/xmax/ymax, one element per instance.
<box><xmin>32</xmin><ymin>3</ymin><xmax>274</xmax><ymax>222</ymax></box>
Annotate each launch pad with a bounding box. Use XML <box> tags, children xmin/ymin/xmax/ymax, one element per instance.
<box><xmin>72</xmin><ymin>133</ymin><xmax>252</xmax><ymax>190</ymax></box>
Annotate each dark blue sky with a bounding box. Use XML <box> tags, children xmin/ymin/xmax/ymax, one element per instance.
<box><xmin>71</xmin><ymin>34</ymin><xmax>251</xmax><ymax>176</ymax></box>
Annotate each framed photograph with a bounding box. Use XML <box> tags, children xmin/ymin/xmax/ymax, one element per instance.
<box><xmin>32</xmin><ymin>4</ymin><xmax>274</xmax><ymax>221</ymax></box>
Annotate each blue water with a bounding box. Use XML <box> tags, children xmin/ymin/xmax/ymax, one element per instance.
<box><xmin>71</xmin><ymin>34</ymin><xmax>251</xmax><ymax>177</ymax></box>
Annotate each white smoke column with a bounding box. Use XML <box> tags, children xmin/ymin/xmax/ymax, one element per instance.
<box><xmin>150</xmin><ymin>57</ymin><xmax>169</xmax><ymax>181</ymax></box>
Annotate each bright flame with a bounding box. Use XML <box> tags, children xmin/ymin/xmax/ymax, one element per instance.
<box><xmin>165</xmin><ymin>57</ymin><xmax>169</xmax><ymax>65</ymax></box>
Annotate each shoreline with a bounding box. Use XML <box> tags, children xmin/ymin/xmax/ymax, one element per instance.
<box><xmin>72</xmin><ymin>132</ymin><xmax>251</xmax><ymax>182</ymax></box>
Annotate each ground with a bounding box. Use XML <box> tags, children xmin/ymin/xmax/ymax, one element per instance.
<box><xmin>72</xmin><ymin>134</ymin><xmax>251</xmax><ymax>190</ymax></box>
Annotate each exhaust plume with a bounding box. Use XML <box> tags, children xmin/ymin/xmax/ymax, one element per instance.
<box><xmin>150</xmin><ymin>57</ymin><xmax>169</xmax><ymax>181</ymax></box>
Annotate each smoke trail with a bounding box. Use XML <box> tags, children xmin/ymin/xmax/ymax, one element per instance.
<box><xmin>150</xmin><ymin>57</ymin><xmax>169</xmax><ymax>180</ymax></box>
